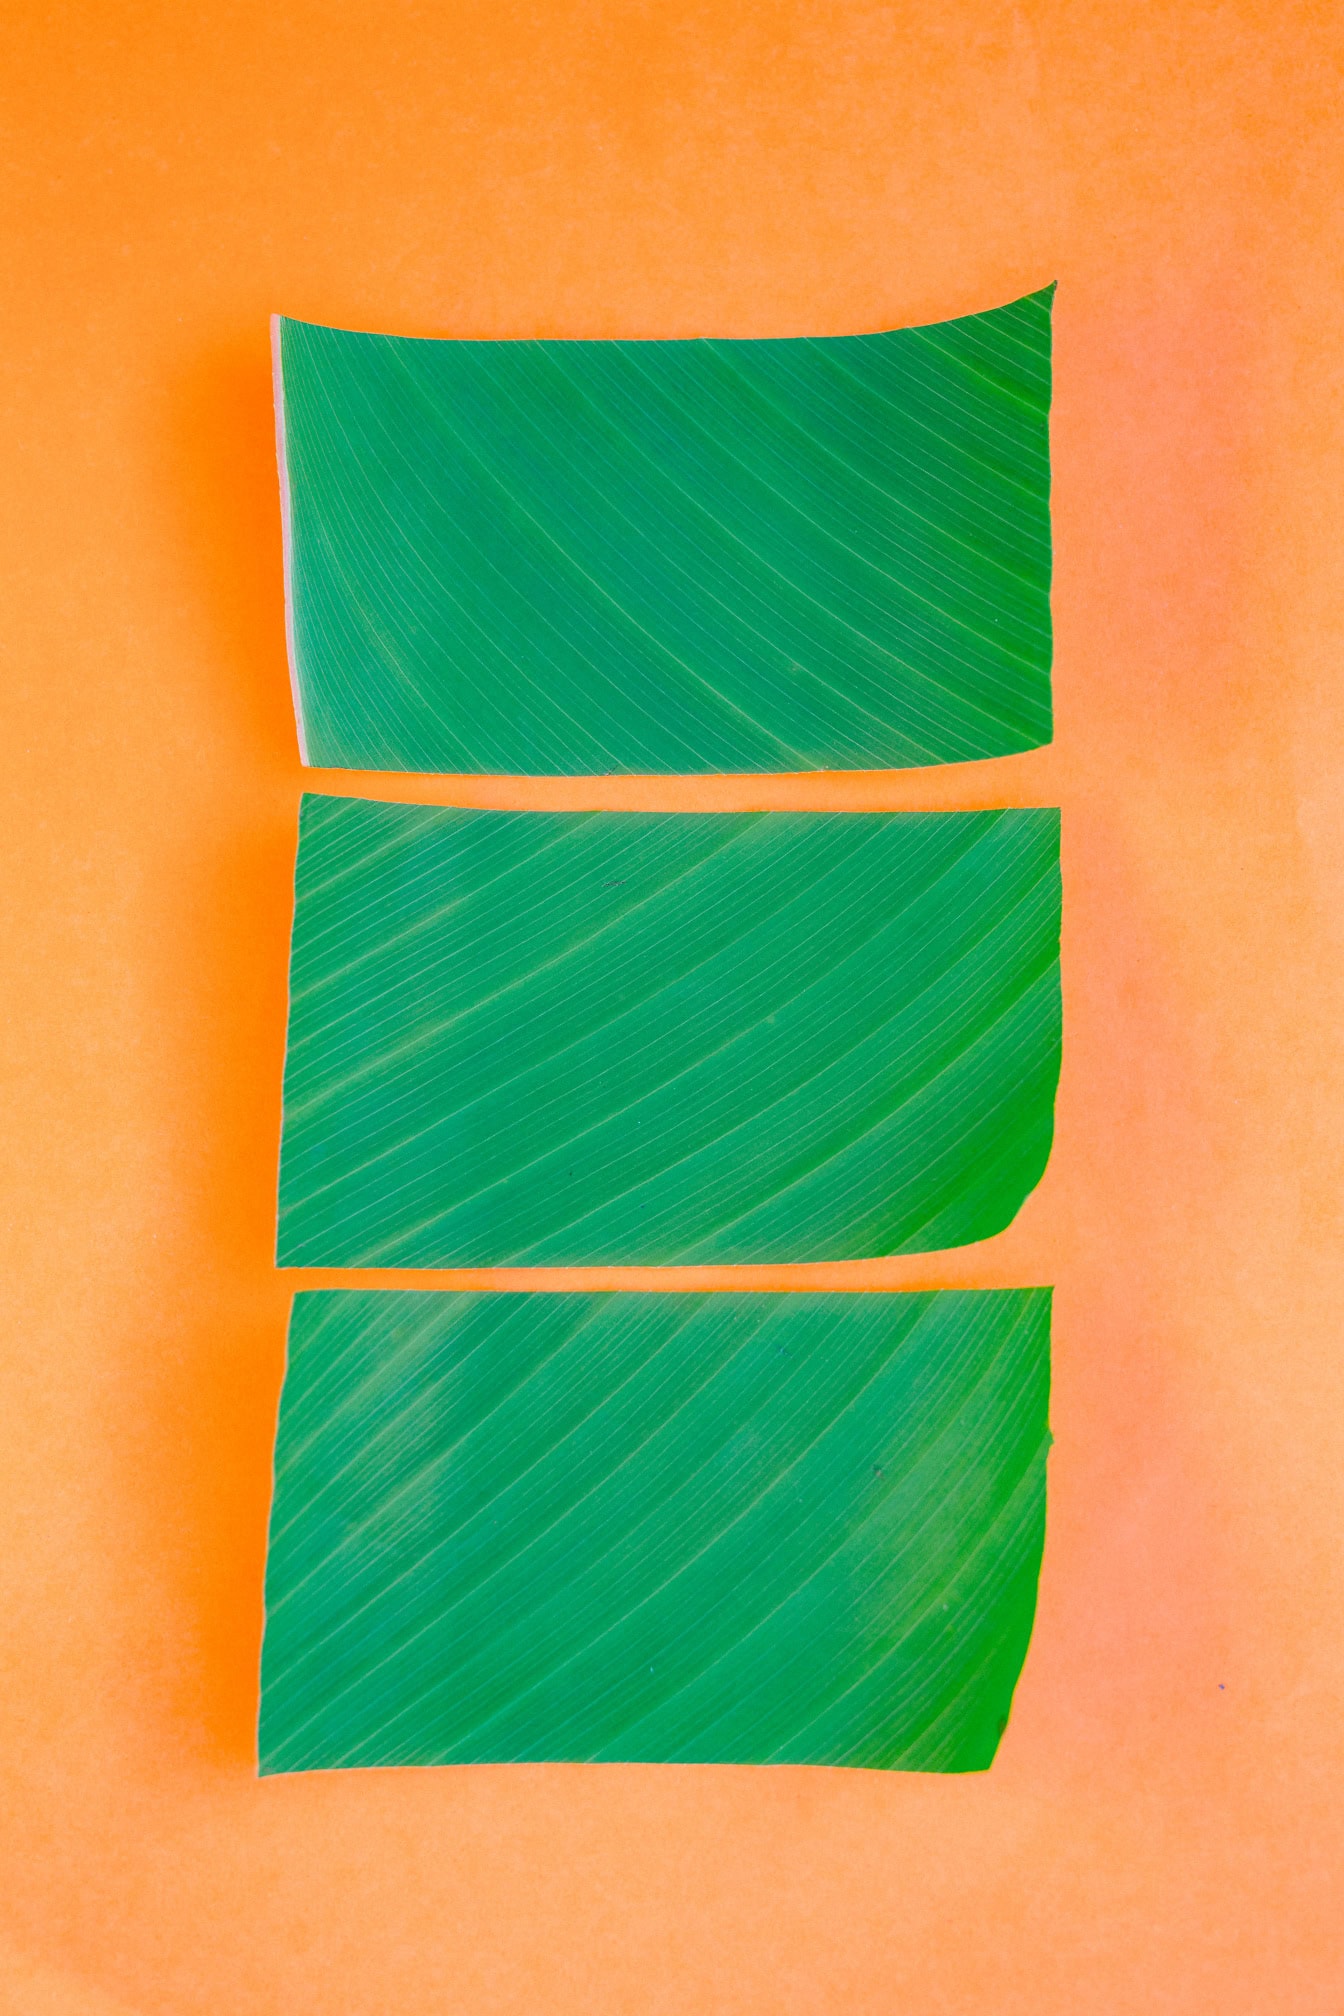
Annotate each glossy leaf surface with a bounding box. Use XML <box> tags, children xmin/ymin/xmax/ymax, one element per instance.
<box><xmin>276</xmin><ymin>798</ymin><xmax>1061</xmax><ymax>1268</ymax></box>
<box><xmin>276</xmin><ymin>289</ymin><xmax>1053</xmax><ymax>774</ymax></box>
<box><xmin>260</xmin><ymin>1289</ymin><xmax>1051</xmax><ymax>1773</ymax></box>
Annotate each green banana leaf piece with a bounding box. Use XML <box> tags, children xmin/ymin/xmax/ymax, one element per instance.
<box><xmin>259</xmin><ymin>1288</ymin><xmax>1051</xmax><ymax>1774</ymax></box>
<box><xmin>275</xmin><ymin>288</ymin><xmax>1052</xmax><ymax>775</ymax></box>
<box><xmin>276</xmin><ymin>797</ymin><xmax>1061</xmax><ymax>1268</ymax></box>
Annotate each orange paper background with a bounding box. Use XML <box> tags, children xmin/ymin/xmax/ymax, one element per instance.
<box><xmin>3</xmin><ymin>2</ymin><xmax>1343</xmax><ymax>2009</ymax></box>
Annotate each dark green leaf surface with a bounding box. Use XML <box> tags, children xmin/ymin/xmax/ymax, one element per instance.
<box><xmin>276</xmin><ymin>289</ymin><xmax>1052</xmax><ymax>775</ymax></box>
<box><xmin>259</xmin><ymin>1289</ymin><xmax>1050</xmax><ymax>1774</ymax></box>
<box><xmin>276</xmin><ymin>798</ymin><xmax>1061</xmax><ymax>1268</ymax></box>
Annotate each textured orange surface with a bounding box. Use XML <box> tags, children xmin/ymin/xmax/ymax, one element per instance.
<box><xmin>2</xmin><ymin>2</ymin><xmax>1343</xmax><ymax>2009</ymax></box>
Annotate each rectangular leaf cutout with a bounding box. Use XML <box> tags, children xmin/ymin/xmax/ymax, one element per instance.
<box><xmin>275</xmin><ymin>288</ymin><xmax>1053</xmax><ymax>775</ymax></box>
<box><xmin>260</xmin><ymin>1289</ymin><xmax>1051</xmax><ymax>1774</ymax></box>
<box><xmin>277</xmin><ymin>798</ymin><xmax>1061</xmax><ymax>1268</ymax></box>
